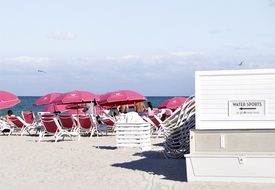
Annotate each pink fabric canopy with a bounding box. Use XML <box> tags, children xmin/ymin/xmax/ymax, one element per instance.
<box><xmin>42</xmin><ymin>103</ymin><xmax>86</xmax><ymax>115</ymax></box>
<box><xmin>66</xmin><ymin>109</ymin><xmax>85</xmax><ymax>115</ymax></box>
<box><xmin>53</xmin><ymin>90</ymin><xmax>99</xmax><ymax>104</ymax></box>
<box><xmin>42</xmin><ymin>104</ymin><xmax>68</xmax><ymax>113</ymax></box>
<box><xmin>157</xmin><ymin>97</ymin><xmax>188</xmax><ymax>111</ymax></box>
<box><xmin>0</xmin><ymin>91</ymin><xmax>20</xmax><ymax>109</ymax></box>
<box><xmin>34</xmin><ymin>93</ymin><xmax>62</xmax><ymax>106</ymax></box>
<box><xmin>98</xmin><ymin>90</ymin><xmax>146</xmax><ymax>106</ymax></box>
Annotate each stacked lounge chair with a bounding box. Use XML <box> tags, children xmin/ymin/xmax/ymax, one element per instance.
<box><xmin>162</xmin><ymin>96</ymin><xmax>195</xmax><ymax>159</ymax></box>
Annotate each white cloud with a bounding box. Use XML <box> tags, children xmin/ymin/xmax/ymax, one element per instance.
<box><xmin>105</xmin><ymin>51</ymin><xmax>201</xmax><ymax>64</ymax></box>
<box><xmin>106</xmin><ymin>54</ymin><xmax>140</xmax><ymax>61</ymax></box>
<box><xmin>2</xmin><ymin>50</ymin><xmax>274</xmax><ymax>96</ymax></box>
<box><xmin>48</xmin><ymin>31</ymin><xmax>76</xmax><ymax>40</ymax></box>
<box><xmin>11</xmin><ymin>56</ymin><xmax>50</xmax><ymax>64</ymax></box>
<box><xmin>120</xmin><ymin>55</ymin><xmax>140</xmax><ymax>60</ymax></box>
<box><xmin>169</xmin><ymin>51</ymin><xmax>198</xmax><ymax>57</ymax></box>
<box><xmin>271</xmin><ymin>0</ymin><xmax>275</xmax><ymax>5</ymax></box>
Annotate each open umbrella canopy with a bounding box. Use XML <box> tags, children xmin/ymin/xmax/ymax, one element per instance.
<box><xmin>34</xmin><ymin>92</ymin><xmax>62</xmax><ymax>106</ymax></box>
<box><xmin>53</xmin><ymin>90</ymin><xmax>99</xmax><ymax>105</ymax></box>
<box><xmin>66</xmin><ymin>109</ymin><xmax>85</xmax><ymax>115</ymax></box>
<box><xmin>157</xmin><ymin>97</ymin><xmax>188</xmax><ymax>111</ymax></box>
<box><xmin>0</xmin><ymin>90</ymin><xmax>21</xmax><ymax>109</ymax></box>
<box><xmin>98</xmin><ymin>90</ymin><xmax>146</xmax><ymax>107</ymax></box>
<box><xmin>42</xmin><ymin>103</ymin><xmax>86</xmax><ymax>114</ymax></box>
<box><xmin>42</xmin><ymin>104</ymin><xmax>68</xmax><ymax>113</ymax></box>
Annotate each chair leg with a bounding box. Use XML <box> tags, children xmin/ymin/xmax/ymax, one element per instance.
<box><xmin>25</xmin><ymin>126</ymin><xmax>32</xmax><ymax>136</ymax></box>
<box><xmin>55</xmin><ymin>133</ymin><xmax>61</xmax><ymax>143</ymax></box>
<box><xmin>69</xmin><ymin>133</ymin><xmax>72</xmax><ymax>141</ymax></box>
<box><xmin>38</xmin><ymin>131</ymin><xmax>44</xmax><ymax>142</ymax></box>
<box><xmin>8</xmin><ymin>128</ymin><xmax>13</xmax><ymax>136</ymax></box>
<box><xmin>35</xmin><ymin>127</ymin><xmax>39</xmax><ymax>135</ymax></box>
<box><xmin>55</xmin><ymin>136</ymin><xmax>58</xmax><ymax>143</ymax></box>
<box><xmin>90</xmin><ymin>128</ymin><xmax>94</xmax><ymax>138</ymax></box>
<box><xmin>20</xmin><ymin>128</ymin><xmax>26</xmax><ymax>136</ymax></box>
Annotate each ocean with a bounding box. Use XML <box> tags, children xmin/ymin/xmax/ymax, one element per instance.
<box><xmin>0</xmin><ymin>96</ymin><xmax>174</xmax><ymax>117</ymax></box>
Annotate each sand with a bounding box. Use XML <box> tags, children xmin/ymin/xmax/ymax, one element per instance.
<box><xmin>0</xmin><ymin>134</ymin><xmax>275</xmax><ymax>190</ymax></box>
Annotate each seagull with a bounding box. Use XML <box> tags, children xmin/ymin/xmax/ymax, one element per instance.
<box><xmin>239</xmin><ymin>61</ymin><xmax>244</xmax><ymax>66</ymax></box>
<box><xmin>37</xmin><ymin>69</ymin><xmax>47</xmax><ymax>73</ymax></box>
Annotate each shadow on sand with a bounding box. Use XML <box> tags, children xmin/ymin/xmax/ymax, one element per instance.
<box><xmin>92</xmin><ymin>145</ymin><xmax>117</xmax><ymax>150</ymax></box>
<box><xmin>152</xmin><ymin>142</ymin><xmax>164</xmax><ymax>147</ymax></box>
<box><xmin>112</xmin><ymin>150</ymin><xmax>187</xmax><ymax>182</ymax></box>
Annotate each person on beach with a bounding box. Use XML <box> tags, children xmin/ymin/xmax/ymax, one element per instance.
<box><xmin>84</xmin><ymin>103</ymin><xmax>93</xmax><ymax>115</ymax></box>
<box><xmin>95</xmin><ymin>115</ymin><xmax>108</xmax><ymax>134</ymax></box>
<box><xmin>160</xmin><ymin>113</ymin><xmax>167</xmax><ymax>121</ymax></box>
<box><xmin>116</xmin><ymin>105</ymin><xmax>128</xmax><ymax>122</ymax></box>
<box><xmin>111</xmin><ymin>112</ymin><xmax>118</xmax><ymax>121</ymax></box>
<box><xmin>146</xmin><ymin>101</ymin><xmax>153</xmax><ymax>116</ymax></box>
<box><xmin>84</xmin><ymin>99</ymin><xmax>98</xmax><ymax>116</ymax></box>
<box><xmin>4</xmin><ymin>110</ymin><xmax>15</xmax><ymax>124</ymax></box>
<box><xmin>118</xmin><ymin>105</ymin><xmax>128</xmax><ymax>114</ymax></box>
<box><xmin>134</xmin><ymin>102</ymin><xmax>146</xmax><ymax>117</ymax></box>
<box><xmin>0</xmin><ymin>110</ymin><xmax>14</xmax><ymax>133</ymax></box>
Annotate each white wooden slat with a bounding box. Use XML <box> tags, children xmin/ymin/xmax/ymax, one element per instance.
<box><xmin>115</xmin><ymin>123</ymin><xmax>151</xmax><ymax>150</ymax></box>
<box><xmin>116</xmin><ymin>132</ymin><xmax>150</xmax><ymax>136</ymax></box>
<box><xmin>116</xmin><ymin>131</ymin><xmax>150</xmax><ymax>135</ymax></box>
<box><xmin>117</xmin><ymin>138</ymin><xmax>150</xmax><ymax>144</ymax></box>
<box><xmin>116</xmin><ymin>136</ymin><xmax>151</xmax><ymax>140</ymax></box>
<box><xmin>115</xmin><ymin>127</ymin><xmax>150</xmax><ymax>131</ymax></box>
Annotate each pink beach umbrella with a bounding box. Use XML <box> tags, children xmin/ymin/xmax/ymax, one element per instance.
<box><xmin>53</xmin><ymin>90</ymin><xmax>99</xmax><ymax>116</ymax></box>
<box><xmin>34</xmin><ymin>93</ymin><xmax>62</xmax><ymax>106</ymax></box>
<box><xmin>65</xmin><ymin>103</ymin><xmax>86</xmax><ymax>113</ymax></box>
<box><xmin>42</xmin><ymin>103</ymin><xmax>86</xmax><ymax>115</ymax></box>
<box><xmin>157</xmin><ymin>97</ymin><xmax>188</xmax><ymax>111</ymax></box>
<box><xmin>0</xmin><ymin>91</ymin><xmax>21</xmax><ymax>109</ymax></box>
<box><xmin>98</xmin><ymin>90</ymin><xmax>146</xmax><ymax>107</ymax></box>
<box><xmin>66</xmin><ymin>109</ymin><xmax>85</xmax><ymax>115</ymax></box>
<box><xmin>42</xmin><ymin>104</ymin><xmax>68</xmax><ymax>113</ymax></box>
<box><xmin>53</xmin><ymin>90</ymin><xmax>99</xmax><ymax>105</ymax></box>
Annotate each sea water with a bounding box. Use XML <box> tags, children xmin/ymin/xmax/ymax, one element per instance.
<box><xmin>0</xmin><ymin>96</ymin><xmax>174</xmax><ymax>116</ymax></box>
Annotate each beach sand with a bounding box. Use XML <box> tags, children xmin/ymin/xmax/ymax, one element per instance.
<box><xmin>0</xmin><ymin>134</ymin><xmax>274</xmax><ymax>190</ymax></box>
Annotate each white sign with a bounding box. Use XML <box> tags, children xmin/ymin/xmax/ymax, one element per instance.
<box><xmin>229</xmin><ymin>100</ymin><xmax>265</xmax><ymax>117</ymax></box>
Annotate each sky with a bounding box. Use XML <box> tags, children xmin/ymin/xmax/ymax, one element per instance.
<box><xmin>0</xmin><ymin>0</ymin><xmax>275</xmax><ymax>96</ymax></box>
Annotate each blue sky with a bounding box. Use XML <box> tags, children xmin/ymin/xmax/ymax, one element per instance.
<box><xmin>0</xmin><ymin>0</ymin><xmax>275</xmax><ymax>96</ymax></box>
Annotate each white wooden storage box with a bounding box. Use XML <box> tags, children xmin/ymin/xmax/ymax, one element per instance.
<box><xmin>185</xmin><ymin>129</ymin><xmax>275</xmax><ymax>183</ymax></box>
<box><xmin>185</xmin><ymin>68</ymin><xmax>275</xmax><ymax>183</ymax></box>
<box><xmin>185</xmin><ymin>153</ymin><xmax>275</xmax><ymax>183</ymax></box>
<box><xmin>195</xmin><ymin>69</ymin><xmax>275</xmax><ymax>130</ymax></box>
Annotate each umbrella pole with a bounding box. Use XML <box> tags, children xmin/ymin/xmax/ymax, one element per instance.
<box><xmin>90</xmin><ymin>100</ymin><xmax>99</xmax><ymax>149</ymax></box>
<box><xmin>76</xmin><ymin>104</ymin><xmax>80</xmax><ymax>135</ymax></box>
<box><xmin>94</xmin><ymin>104</ymin><xmax>99</xmax><ymax>149</ymax></box>
<box><xmin>96</xmin><ymin>124</ymin><xmax>99</xmax><ymax>149</ymax></box>
<box><xmin>91</xmin><ymin>101</ymin><xmax>99</xmax><ymax>149</ymax></box>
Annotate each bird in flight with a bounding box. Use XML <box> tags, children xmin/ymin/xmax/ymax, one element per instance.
<box><xmin>239</xmin><ymin>61</ymin><xmax>244</xmax><ymax>66</ymax></box>
<box><xmin>37</xmin><ymin>69</ymin><xmax>47</xmax><ymax>73</ymax></box>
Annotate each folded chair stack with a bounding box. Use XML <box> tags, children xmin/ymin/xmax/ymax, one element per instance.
<box><xmin>162</xmin><ymin>96</ymin><xmax>195</xmax><ymax>159</ymax></box>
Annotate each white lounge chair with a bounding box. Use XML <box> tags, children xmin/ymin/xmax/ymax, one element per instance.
<box><xmin>39</xmin><ymin>115</ymin><xmax>80</xmax><ymax>142</ymax></box>
<box><xmin>58</xmin><ymin>114</ymin><xmax>78</xmax><ymax>132</ymax></box>
<box><xmin>143</xmin><ymin>115</ymin><xmax>163</xmax><ymax>137</ymax></box>
<box><xmin>8</xmin><ymin>115</ymin><xmax>37</xmax><ymax>136</ymax></box>
<box><xmin>75</xmin><ymin>114</ymin><xmax>97</xmax><ymax>137</ymax></box>
<box><xmin>162</xmin><ymin>96</ymin><xmax>196</xmax><ymax>158</ymax></box>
